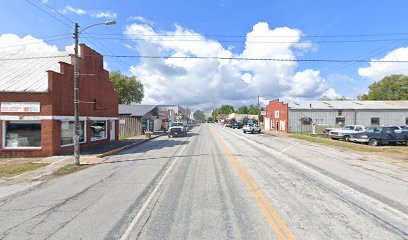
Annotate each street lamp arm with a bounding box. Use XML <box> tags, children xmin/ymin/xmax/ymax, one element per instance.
<box><xmin>79</xmin><ymin>20</ymin><xmax>116</xmax><ymax>35</ymax></box>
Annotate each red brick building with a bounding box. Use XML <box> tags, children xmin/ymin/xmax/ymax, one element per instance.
<box><xmin>264</xmin><ymin>99</ymin><xmax>289</xmax><ymax>132</ymax></box>
<box><xmin>0</xmin><ymin>44</ymin><xmax>118</xmax><ymax>157</ymax></box>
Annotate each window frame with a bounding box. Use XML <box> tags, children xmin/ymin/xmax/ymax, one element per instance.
<box><xmin>2</xmin><ymin>120</ymin><xmax>42</xmax><ymax>149</ymax></box>
<box><xmin>60</xmin><ymin>121</ymin><xmax>87</xmax><ymax>147</ymax></box>
<box><xmin>370</xmin><ymin>117</ymin><xmax>380</xmax><ymax>126</ymax></box>
<box><xmin>90</xmin><ymin>120</ymin><xmax>108</xmax><ymax>142</ymax></box>
<box><xmin>301</xmin><ymin>117</ymin><xmax>312</xmax><ymax>125</ymax></box>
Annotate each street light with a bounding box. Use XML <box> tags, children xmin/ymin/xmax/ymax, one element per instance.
<box><xmin>73</xmin><ymin>20</ymin><xmax>116</xmax><ymax>165</ymax></box>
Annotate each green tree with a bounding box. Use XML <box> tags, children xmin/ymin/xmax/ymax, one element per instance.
<box><xmin>109</xmin><ymin>71</ymin><xmax>144</xmax><ymax>104</ymax></box>
<box><xmin>193</xmin><ymin>110</ymin><xmax>206</xmax><ymax>122</ymax></box>
<box><xmin>358</xmin><ymin>74</ymin><xmax>408</xmax><ymax>100</ymax></box>
<box><xmin>236</xmin><ymin>106</ymin><xmax>248</xmax><ymax>114</ymax></box>
<box><xmin>248</xmin><ymin>105</ymin><xmax>258</xmax><ymax>115</ymax></box>
<box><xmin>212</xmin><ymin>109</ymin><xmax>219</xmax><ymax>121</ymax></box>
<box><xmin>218</xmin><ymin>105</ymin><xmax>235</xmax><ymax>114</ymax></box>
<box><xmin>207</xmin><ymin>117</ymin><xmax>213</xmax><ymax>122</ymax></box>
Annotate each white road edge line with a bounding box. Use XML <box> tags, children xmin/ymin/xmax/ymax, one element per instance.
<box><xmin>119</xmin><ymin>127</ymin><xmax>198</xmax><ymax>240</ymax></box>
<box><xmin>280</xmin><ymin>142</ymin><xmax>298</xmax><ymax>153</ymax></box>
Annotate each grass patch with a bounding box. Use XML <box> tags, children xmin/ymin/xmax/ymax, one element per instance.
<box><xmin>289</xmin><ymin>133</ymin><xmax>383</xmax><ymax>153</ymax></box>
<box><xmin>119</xmin><ymin>136</ymin><xmax>131</xmax><ymax>140</ymax></box>
<box><xmin>0</xmin><ymin>162</ymin><xmax>48</xmax><ymax>177</ymax></box>
<box><xmin>53</xmin><ymin>164</ymin><xmax>90</xmax><ymax>176</ymax></box>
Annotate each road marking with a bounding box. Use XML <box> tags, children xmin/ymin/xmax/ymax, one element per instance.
<box><xmin>211</xmin><ymin>128</ymin><xmax>296</xmax><ymax>240</ymax></box>
<box><xmin>280</xmin><ymin>143</ymin><xmax>298</xmax><ymax>153</ymax></box>
<box><xmin>120</xmin><ymin>127</ymin><xmax>199</xmax><ymax>240</ymax></box>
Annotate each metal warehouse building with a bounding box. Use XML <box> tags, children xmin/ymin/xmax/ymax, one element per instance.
<box><xmin>264</xmin><ymin>99</ymin><xmax>408</xmax><ymax>133</ymax></box>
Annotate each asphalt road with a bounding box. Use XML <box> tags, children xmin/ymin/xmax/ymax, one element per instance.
<box><xmin>0</xmin><ymin>124</ymin><xmax>407</xmax><ymax>239</ymax></box>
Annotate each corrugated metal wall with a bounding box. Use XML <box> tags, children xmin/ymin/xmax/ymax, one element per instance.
<box><xmin>288</xmin><ymin>109</ymin><xmax>407</xmax><ymax>133</ymax></box>
<box><xmin>119</xmin><ymin>116</ymin><xmax>142</xmax><ymax>137</ymax></box>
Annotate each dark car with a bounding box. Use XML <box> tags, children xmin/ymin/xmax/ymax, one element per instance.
<box><xmin>350</xmin><ymin>126</ymin><xmax>408</xmax><ymax>146</ymax></box>
<box><xmin>231</xmin><ymin>122</ymin><xmax>243</xmax><ymax>129</ymax></box>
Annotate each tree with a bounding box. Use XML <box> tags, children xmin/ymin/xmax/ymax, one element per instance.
<box><xmin>207</xmin><ymin>117</ymin><xmax>213</xmax><ymax>122</ymax></box>
<box><xmin>248</xmin><ymin>105</ymin><xmax>258</xmax><ymax>115</ymax></box>
<box><xmin>212</xmin><ymin>109</ymin><xmax>219</xmax><ymax>121</ymax></box>
<box><xmin>218</xmin><ymin>105</ymin><xmax>235</xmax><ymax>114</ymax></box>
<box><xmin>236</xmin><ymin>106</ymin><xmax>248</xmax><ymax>114</ymax></box>
<box><xmin>358</xmin><ymin>74</ymin><xmax>408</xmax><ymax>100</ymax></box>
<box><xmin>193</xmin><ymin>110</ymin><xmax>206</xmax><ymax>122</ymax></box>
<box><xmin>109</xmin><ymin>71</ymin><xmax>144</xmax><ymax>104</ymax></box>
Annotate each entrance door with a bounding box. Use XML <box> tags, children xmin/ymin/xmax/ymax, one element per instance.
<box><xmin>110</xmin><ymin>120</ymin><xmax>116</xmax><ymax>141</ymax></box>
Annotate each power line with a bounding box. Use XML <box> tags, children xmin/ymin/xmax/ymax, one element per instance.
<box><xmin>87</xmin><ymin>32</ymin><xmax>408</xmax><ymax>39</ymax></box>
<box><xmin>0</xmin><ymin>37</ymin><xmax>71</xmax><ymax>49</ymax></box>
<box><xmin>23</xmin><ymin>0</ymin><xmax>72</xmax><ymax>29</ymax></box>
<box><xmin>0</xmin><ymin>55</ymin><xmax>69</xmax><ymax>61</ymax></box>
<box><xmin>82</xmin><ymin>36</ymin><xmax>408</xmax><ymax>44</ymax></box>
<box><xmin>36</xmin><ymin>0</ymin><xmax>75</xmax><ymax>25</ymax></box>
<box><xmin>88</xmin><ymin>55</ymin><xmax>408</xmax><ymax>63</ymax></box>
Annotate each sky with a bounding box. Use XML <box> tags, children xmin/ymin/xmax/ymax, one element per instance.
<box><xmin>1</xmin><ymin>0</ymin><xmax>408</xmax><ymax>110</ymax></box>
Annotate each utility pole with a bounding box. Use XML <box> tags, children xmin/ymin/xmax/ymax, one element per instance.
<box><xmin>73</xmin><ymin>23</ymin><xmax>80</xmax><ymax>165</ymax></box>
<box><xmin>72</xmin><ymin>20</ymin><xmax>116</xmax><ymax>166</ymax></box>
<box><xmin>257</xmin><ymin>95</ymin><xmax>260</xmax><ymax>126</ymax></box>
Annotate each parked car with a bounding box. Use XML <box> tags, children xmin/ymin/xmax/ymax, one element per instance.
<box><xmin>231</xmin><ymin>122</ymin><xmax>243</xmax><ymax>129</ymax></box>
<box><xmin>349</xmin><ymin>126</ymin><xmax>408</xmax><ymax>146</ymax></box>
<box><xmin>328</xmin><ymin>125</ymin><xmax>366</xmax><ymax>141</ymax></box>
<box><xmin>168</xmin><ymin>122</ymin><xmax>187</xmax><ymax>137</ymax></box>
<box><xmin>224</xmin><ymin>123</ymin><xmax>232</xmax><ymax>128</ymax></box>
<box><xmin>243</xmin><ymin>124</ymin><xmax>261</xmax><ymax>134</ymax></box>
<box><xmin>400</xmin><ymin>126</ymin><xmax>408</xmax><ymax>132</ymax></box>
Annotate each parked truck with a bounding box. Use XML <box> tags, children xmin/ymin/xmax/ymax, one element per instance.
<box><xmin>349</xmin><ymin>126</ymin><xmax>408</xmax><ymax>146</ymax></box>
<box><xmin>328</xmin><ymin>125</ymin><xmax>366</xmax><ymax>141</ymax></box>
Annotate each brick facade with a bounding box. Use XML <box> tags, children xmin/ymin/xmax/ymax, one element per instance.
<box><xmin>0</xmin><ymin>44</ymin><xmax>118</xmax><ymax>157</ymax></box>
<box><xmin>264</xmin><ymin>99</ymin><xmax>289</xmax><ymax>132</ymax></box>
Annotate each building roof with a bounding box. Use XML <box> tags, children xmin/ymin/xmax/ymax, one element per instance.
<box><xmin>119</xmin><ymin>104</ymin><xmax>158</xmax><ymax>116</ymax></box>
<box><xmin>0</xmin><ymin>53</ymin><xmax>71</xmax><ymax>92</ymax></box>
<box><xmin>283</xmin><ymin>100</ymin><xmax>408</xmax><ymax>110</ymax></box>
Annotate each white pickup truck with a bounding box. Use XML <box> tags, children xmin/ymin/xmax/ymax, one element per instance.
<box><xmin>167</xmin><ymin>122</ymin><xmax>187</xmax><ymax>137</ymax></box>
<box><xmin>328</xmin><ymin>125</ymin><xmax>366</xmax><ymax>141</ymax></box>
<box><xmin>243</xmin><ymin>124</ymin><xmax>261</xmax><ymax>134</ymax></box>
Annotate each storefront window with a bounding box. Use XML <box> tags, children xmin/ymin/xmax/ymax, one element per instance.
<box><xmin>61</xmin><ymin>121</ymin><xmax>85</xmax><ymax>146</ymax></box>
<box><xmin>91</xmin><ymin>120</ymin><xmax>107</xmax><ymax>141</ymax></box>
<box><xmin>5</xmin><ymin>121</ymin><xmax>41</xmax><ymax>148</ymax></box>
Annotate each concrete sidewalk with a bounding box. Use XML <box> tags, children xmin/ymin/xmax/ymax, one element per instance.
<box><xmin>0</xmin><ymin>134</ymin><xmax>164</xmax><ymax>199</ymax></box>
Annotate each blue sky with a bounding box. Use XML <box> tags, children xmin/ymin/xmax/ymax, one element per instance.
<box><xmin>1</xmin><ymin>0</ymin><xmax>408</xmax><ymax>109</ymax></box>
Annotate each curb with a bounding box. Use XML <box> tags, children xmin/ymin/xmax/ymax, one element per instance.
<box><xmin>96</xmin><ymin>134</ymin><xmax>164</xmax><ymax>158</ymax></box>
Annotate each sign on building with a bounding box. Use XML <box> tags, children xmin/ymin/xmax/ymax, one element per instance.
<box><xmin>274</xmin><ymin>110</ymin><xmax>280</xmax><ymax>118</ymax></box>
<box><xmin>1</xmin><ymin>102</ymin><xmax>41</xmax><ymax>113</ymax></box>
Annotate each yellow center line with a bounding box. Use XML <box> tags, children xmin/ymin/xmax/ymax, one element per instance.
<box><xmin>210</xmin><ymin>128</ymin><xmax>296</xmax><ymax>240</ymax></box>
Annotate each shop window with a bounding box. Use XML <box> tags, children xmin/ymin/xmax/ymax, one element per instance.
<box><xmin>335</xmin><ymin>117</ymin><xmax>345</xmax><ymax>126</ymax></box>
<box><xmin>61</xmin><ymin>121</ymin><xmax>85</xmax><ymax>146</ymax></box>
<box><xmin>371</xmin><ymin>117</ymin><xmax>380</xmax><ymax>126</ymax></box>
<box><xmin>91</xmin><ymin>121</ymin><xmax>107</xmax><ymax>141</ymax></box>
<box><xmin>274</xmin><ymin>110</ymin><xmax>280</xmax><ymax>118</ymax></box>
<box><xmin>301</xmin><ymin>117</ymin><xmax>312</xmax><ymax>125</ymax></box>
<box><xmin>5</xmin><ymin>121</ymin><xmax>41</xmax><ymax>148</ymax></box>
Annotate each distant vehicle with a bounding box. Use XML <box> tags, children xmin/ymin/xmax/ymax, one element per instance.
<box><xmin>224</xmin><ymin>123</ymin><xmax>232</xmax><ymax>128</ymax></box>
<box><xmin>232</xmin><ymin>122</ymin><xmax>243</xmax><ymax>129</ymax></box>
<box><xmin>243</xmin><ymin>124</ymin><xmax>261</xmax><ymax>134</ymax></box>
<box><xmin>328</xmin><ymin>125</ymin><xmax>366</xmax><ymax>141</ymax></box>
<box><xmin>168</xmin><ymin>122</ymin><xmax>187</xmax><ymax>137</ymax></box>
<box><xmin>349</xmin><ymin>126</ymin><xmax>408</xmax><ymax>146</ymax></box>
<box><xmin>187</xmin><ymin>123</ymin><xmax>194</xmax><ymax>130</ymax></box>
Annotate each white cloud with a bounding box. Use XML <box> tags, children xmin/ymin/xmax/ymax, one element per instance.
<box><xmin>358</xmin><ymin>47</ymin><xmax>408</xmax><ymax>81</ymax></box>
<box><xmin>90</xmin><ymin>11</ymin><xmax>117</xmax><ymax>19</ymax></box>
<box><xmin>0</xmin><ymin>34</ymin><xmax>60</xmax><ymax>54</ymax></box>
<box><xmin>127</xmin><ymin>16</ymin><xmax>154</xmax><ymax>25</ymax></box>
<box><xmin>58</xmin><ymin>5</ymin><xmax>86</xmax><ymax>15</ymax></box>
<box><xmin>58</xmin><ymin>5</ymin><xmax>117</xmax><ymax>19</ymax></box>
<box><xmin>125</xmin><ymin>21</ymin><xmax>335</xmax><ymax>109</ymax></box>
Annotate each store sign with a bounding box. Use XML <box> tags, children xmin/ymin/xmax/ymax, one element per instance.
<box><xmin>1</xmin><ymin>102</ymin><xmax>40</xmax><ymax>113</ymax></box>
